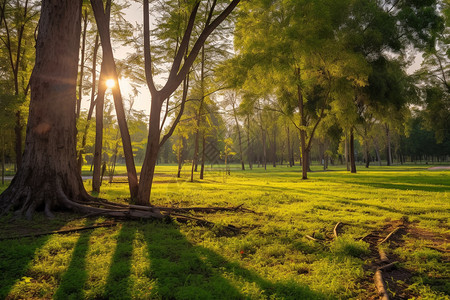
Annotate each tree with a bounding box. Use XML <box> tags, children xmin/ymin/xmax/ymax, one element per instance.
<box><xmin>0</xmin><ymin>0</ymin><xmax>90</xmax><ymax>217</ymax></box>
<box><xmin>137</xmin><ymin>0</ymin><xmax>240</xmax><ymax>205</ymax></box>
<box><xmin>0</xmin><ymin>0</ymin><xmax>39</xmax><ymax>169</ymax></box>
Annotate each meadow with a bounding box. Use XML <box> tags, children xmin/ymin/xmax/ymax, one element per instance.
<box><xmin>0</xmin><ymin>164</ymin><xmax>449</xmax><ymax>299</ymax></box>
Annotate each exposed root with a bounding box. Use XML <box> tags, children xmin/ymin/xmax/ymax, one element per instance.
<box><xmin>374</xmin><ymin>270</ymin><xmax>389</xmax><ymax>300</ymax></box>
<box><xmin>378</xmin><ymin>261</ymin><xmax>398</xmax><ymax>272</ymax></box>
<box><xmin>379</xmin><ymin>226</ymin><xmax>403</xmax><ymax>245</ymax></box>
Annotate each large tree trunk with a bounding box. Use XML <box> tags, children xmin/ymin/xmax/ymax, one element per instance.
<box><xmin>0</xmin><ymin>0</ymin><xmax>92</xmax><ymax>217</ymax></box>
<box><xmin>350</xmin><ymin>127</ymin><xmax>357</xmax><ymax>173</ymax></box>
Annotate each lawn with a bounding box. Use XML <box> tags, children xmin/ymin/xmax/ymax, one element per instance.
<box><xmin>0</xmin><ymin>164</ymin><xmax>449</xmax><ymax>299</ymax></box>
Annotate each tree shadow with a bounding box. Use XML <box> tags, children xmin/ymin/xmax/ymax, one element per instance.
<box><xmin>142</xmin><ymin>222</ymin><xmax>327</xmax><ymax>300</ymax></box>
<box><xmin>341</xmin><ymin>180</ymin><xmax>450</xmax><ymax>193</ymax></box>
<box><xmin>54</xmin><ymin>226</ymin><xmax>92</xmax><ymax>299</ymax></box>
<box><xmin>0</xmin><ymin>235</ymin><xmax>50</xmax><ymax>298</ymax></box>
<box><xmin>103</xmin><ymin>223</ymin><xmax>135</xmax><ymax>299</ymax></box>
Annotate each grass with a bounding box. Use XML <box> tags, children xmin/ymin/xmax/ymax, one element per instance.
<box><xmin>0</xmin><ymin>163</ymin><xmax>449</xmax><ymax>299</ymax></box>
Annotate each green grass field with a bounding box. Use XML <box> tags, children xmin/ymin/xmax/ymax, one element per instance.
<box><xmin>0</xmin><ymin>164</ymin><xmax>449</xmax><ymax>299</ymax></box>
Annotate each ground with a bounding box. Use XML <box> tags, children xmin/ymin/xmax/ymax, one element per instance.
<box><xmin>0</xmin><ymin>164</ymin><xmax>449</xmax><ymax>299</ymax></box>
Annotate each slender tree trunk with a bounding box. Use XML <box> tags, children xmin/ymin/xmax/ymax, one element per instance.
<box><xmin>77</xmin><ymin>34</ymin><xmax>100</xmax><ymax>173</ymax></box>
<box><xmin>385</xmin><ymin>123</ymin><xmax>391</xmax><ymax>166</ymax></box>
<box><xmin>232</xmin><ymin>101</ymin><xmax>245</xmax><ymax>171</ymax></box>
<box><xmin>91</xmin><ymin>0</ymin><xmax>139</xmax><ymax>200</ymax></box>
<box><xmin>200</xmin><ymin>132</ymin><xmax>205</xmax><ymax>179</ymax></box>
<box><xmin>297</xmin><ymin>86</ymin><xmax>308</xmax><ymax>179</ymax></box>
<box><xmin>1</xmin><ymin>129</ymin><xmax>4</xmax><ymax>185</ymax></box>
<box><xmin>345</xmin><ymin>132</ymin><xmax>349</xmax><ymax>171</ymax></box>
<box><xmin>272</xmin><ymin>124</ymin><xmax>276</xmax><ymax>168</ymax></box>
<box><xmin>373</xmin><ymin>138</ymin><xmax>382</xmax><ymax>166</ymax></box>
<box><xmin>350</xmin><ymin>127</ymin><xmax>357</xmax><ymax>173</ymax></box>
<box><xmin>76</xmin><ymin>9</ymin><xmax>88</xmax><ymax>119</ymax></box>
<box><xmin>247</xmin><ymin>114</ymin><xmax>253</xmax><ymax>170</ymax></box>
<box><xmin>262</xmin><ymin>128</ymin><xmax>267</xmax><ymax>170</ymax></box>
<box><xmin>0</xmin><ymin>0</ymin><xmax>93</xmax><ymax>217</ymax></box>
<box><xmin>92</xmin><ymin>64</ymin><xmax>106</xmax><ymax>193</ymax></box>
<box><xmin>287</xmin><ymin>125</ymin><xmax>292</xmax><ymax>167</ymax></box>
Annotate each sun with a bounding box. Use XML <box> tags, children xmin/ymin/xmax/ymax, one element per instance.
<box><xmin>105</xmin><ymin>79</ymin><xmax>115</xmax><ymax>89</ymax></box>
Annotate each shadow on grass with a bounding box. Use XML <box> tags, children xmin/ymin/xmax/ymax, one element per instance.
<box><xmin>142</xmin><ymin>222</ymin><xmax>326</xmax><ymax>300</ymax></box>
<box><xmin>0</xmin><ymin>235</ymin><xmax>50</xmax><ymax>298</ymax></box>
<box><xmin>54</xmin><ymin>228</ymin><xmax>92</xmax><ymax>300</ymax></box>
<box><xmin>103</xmin><ymin>223</ymin><xmax>135</xmax><ymax>299</ymax></box>
<box><xmin>342</xmin><ymin>180</ymin><xmax>450</xmax><ymax>193</ymax></box>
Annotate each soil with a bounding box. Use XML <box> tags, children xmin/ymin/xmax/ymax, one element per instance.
<box><xmin>360</xmin><ymin>219</ymin><xmax>449</xmax><ymax>299</ymax></box>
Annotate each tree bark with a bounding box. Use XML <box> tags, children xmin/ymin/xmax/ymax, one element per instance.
<box><xmin>0</xmin><ymin>0</ymin><xmax>93</xmax><ymax>217</ymax></box>
<box><xmin>91</xmin><ymin>0</ymin><xmax>139</xmax><ymax>200</ymax></box>
<box><xmin>137</xmin><ymin>0</ymin><xmax>240</xmax><ymax>205</ymax></box>
<box><xmin>200</xmin><ymin>132</ymin><xmax>206</xmax><ymax>179</ymax></box>
<box><xmin>92</xmin><ymin>63</ymin><xmax>106</xmax><ymax>193</ymax></box>
<box><xmin>385</xmin><ymin>123</ymin><xmax>392</xmax><ymax>166</ymax></box>
<box><xmin>232</xmin><ymin>99</ymin><xmax>245</xmax><ymax>171</ymax></box>
<box><xmin>297</xmin><ymin>72</ymin><xmax>308</xmax><ymax>180</ymax></box>
<box><xmin>77</xmin><ymin>33</ymin><xmax>100</xmax><ymax>173</ymax></box>
<box><xmin>76</xmin><ymin>9</ymin><xmax>88</xmax><ymax>119</ymax></box>
<box><xmin>247</xmin><ymin>114</ymin><xmax>253</xmax><ymax>170</ymax></box>
<box><xmin>287</xmin><ymin>124</ymin><xmax>292</xmax><ymax>167</ymax></box>
<box><xmin>350</xmin><ymin>127</ymin><xmax>357</xmax><ymax>173</ymax></box>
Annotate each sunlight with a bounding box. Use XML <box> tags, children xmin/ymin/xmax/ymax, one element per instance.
<box><xmin>105</xmin><ymin>79</ymin><xmax>115</xmax><ymax>89</ymax></box>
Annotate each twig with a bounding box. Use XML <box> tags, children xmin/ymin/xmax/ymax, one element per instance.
<box><xmin>379</xmin><ymin>227</ymin><xmax>402</xmax><ymax>245</ymax></box>
<box><xmin>333</xmin><ymin>222</ymin><xmax>342</xmax><ymax>238</ymax></box>
<box><xmin>305</xmin><ymin>234</ymin><xmax>320</xmax><ymax>241</ymax></box>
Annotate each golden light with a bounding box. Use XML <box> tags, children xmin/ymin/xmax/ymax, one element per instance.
<box><xmin>105</xmin><ymin>79</ymin><xmax>115</xmax><ymax>89</ymax></box>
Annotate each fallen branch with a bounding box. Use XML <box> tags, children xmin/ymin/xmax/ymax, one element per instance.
<box><xmin>374</xmin><ymin>270</ymin><xmax>390</xmax><ymax>300</ymax></box>
<box><xmin>169</xmin><ymin>212</ymin><xmax>239</xmax><ymax>233</ymax></box>
<box><xmin>305</xmin><ymin>234</ymin><xmax>321</xmax><ymax>241</ymax></box>
<box><xmin>378</xmin><ymin>261</ymin><xmax>398</xmax><ymax>272</ymax></box>
<box><xmin>0</xmin><ymin>221</ymin><xmax>118</xmax><ymax>240</ymax></box>
<box><xmin>379</xmin><ymin>227</ymin><xmax>402</xmax><ymax>245</ymax></box>
<box><xmin>379</xmin><ymin>248</ymin><xmax>389</xmax><ymax>263</ymax></box>
<box><xmin>333</xmin><ymin>222</ymin><xmax>342</xmax><ymax>238</ymax></box>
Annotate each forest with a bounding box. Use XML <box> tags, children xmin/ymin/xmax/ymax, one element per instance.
<box><xmin>0</xmin><ymin>0</ymin><xmax>449</xmax><ymax>299</ymax></box>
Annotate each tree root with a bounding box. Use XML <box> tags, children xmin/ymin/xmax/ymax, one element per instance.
<box><xmin>374</xmin><ymin>270</ymin><xmax>390</xmax><ymax>300</ymax></box>
<box><xmin>379</xmin><ymin>226</ymin><xmax>403</xmax><ymax>245</ymax></box>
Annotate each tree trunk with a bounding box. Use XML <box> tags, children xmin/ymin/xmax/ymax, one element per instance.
<box><xmin>76</xmin><ymin>9</ymin><xmax>88</xmax><ymax>119</ymax></box>
<box><xmin>1</xmin><ymin>128</ymin><xmax>4</xmax><ymax>185</ymax></box>
<box><xmin>138</xmin><ymin>94</ymin><xmax>163</xmax><ymax>205</ymax></box>
<box><xmin>232</xmin><ymin>101</ymin><xmax>245</xmax><ymax>171</ymax></box>
<box><xmin>247</xmin><ymin>114</ymin><xmax>253</xmax><ymax>170</ymax></box>
<box><xmin>14</xmin><ymin>111</ymin><xmax>22</xmax><ymax>169</ymax></box>
<box><xmin>92</xmin><ymin>64</ymin><xmax>106</xmax><ymax>193</ymax></box>
<box><xmin>345</xmin><ymin>132</ymin><xmax>349</xmax><ymax>171</ymax></box>
<box><xmin>272</xmin><ymin>124</ymin><xmax>276</xmax><ymax>168</ymax></box>
<box><xmin>91</xmin><ymin>0</ymin><xmax>139</xmax><ymax>200</ymax></box>
<box><xmin>297</xmin><ymin>81</ymin><xmax>308</xmax><ymax>179</ymax></box>
<box><xmin>350</xmin><ymin>127</ymin><xmax>357</xmax><ymax>173</ymax></box>
<box><xmin>373</xmin><ymin>138</ymin><xmax>382</xmax><ymax>166</ymax></box>
<box><xmin>0</xmin><ymin>0</ymin><xmax>93</xmax><ymax>217</ymax></box>
<box><xmin>77</xmin><ymin>34</ymin><xmax>100</xmax><ymax>174</ymax></box>
<box><xmin>200</xmin><ymin>132</ymin><xmax>205</xmax><ymax>179</ymax></box>
<box><xmin>385</xmin><ymin>123</ymin><xmax>391</xmax><ymax>166</ymax></box>
<box><xmin>287</xmin><ymin>125</ymin><xmax>292</xmax><ymax>167</ymax></box>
